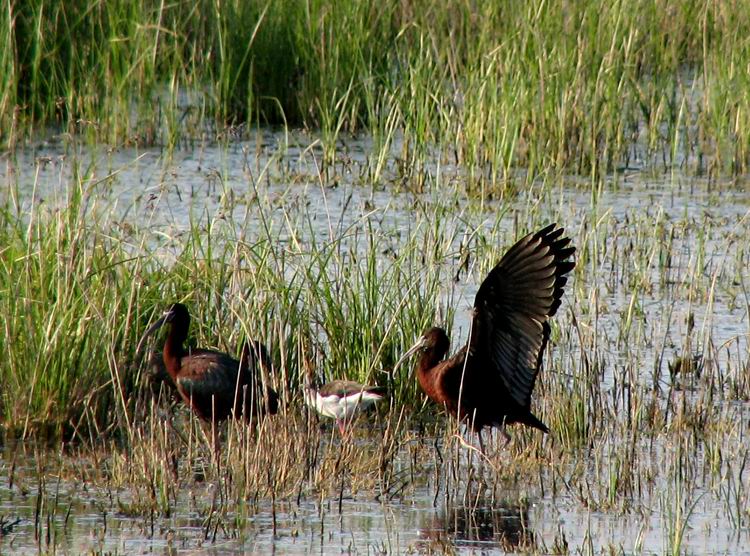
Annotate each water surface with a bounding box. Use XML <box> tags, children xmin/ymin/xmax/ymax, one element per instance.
<box><xmin>2</xmin><ymin>133</ymin><xmax>749</xmax><ymax>554</ymax></box>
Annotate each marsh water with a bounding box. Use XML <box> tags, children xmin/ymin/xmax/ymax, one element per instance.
<box><xmin>2</xmin><ymin>132</ymin><xmax>750</xmax><ymax>554</ymax></box>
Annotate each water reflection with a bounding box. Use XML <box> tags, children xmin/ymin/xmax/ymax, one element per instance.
<box><xmin>419</xmin><ymin>498</ymin><xmax>533</xmax><ymax>552</ymax></box>
<box><xmin>0</xmin><ymin>516</ymin><xmax>21</xmax><ymax>537</ymax></box>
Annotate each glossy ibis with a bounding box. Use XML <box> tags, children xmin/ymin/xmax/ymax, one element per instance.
<box><xmin>137</xmin><ymin>303</ymin><xmax>279</xmax><ymax>423</ymax></box>
<box><xmin>396</xmin><ymin>224</ymin><xmax>575</xmax><ymax>447</ymax></box>
<box><xmin>304</xmin><ymin>380</ymin><xmax>386</xmax><ymax>434</ymax></box>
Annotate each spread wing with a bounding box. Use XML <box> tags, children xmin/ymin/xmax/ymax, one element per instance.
<box><xmin>467</xmin><ymin>224</ymin><xmax>575</xmax><ymax>408</ymax></box>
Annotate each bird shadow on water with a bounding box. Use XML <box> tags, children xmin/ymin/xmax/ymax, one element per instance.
<box><xmin>415</xmin><ymin>422</ymin><xmax>546</xmax><ymax>553</ymax></box>
<box><xmin>418</xmin><ymin>494</ymin><xmax>535</xmax><ymax>553</ymax></box>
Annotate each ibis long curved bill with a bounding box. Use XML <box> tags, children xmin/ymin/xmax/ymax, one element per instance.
<box><xmin>395</xmin><ymin>224</ymin><xmax>575</xmax><ymax>446</ymax></box>
<box><xmin>136</xmin><ymin>308</ymin><xmax>174</xmax><ymax>354</ymax></box>
<box><xmin>394</xmin><ymin>336</ymin><xmax>428</xmax><ymax>374</ymax></box>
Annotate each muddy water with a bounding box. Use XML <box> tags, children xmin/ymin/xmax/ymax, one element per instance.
<box><xmin>2</xmin><ymin>133</ymin><xmax>750</xmax><ymax>554</ymax></box>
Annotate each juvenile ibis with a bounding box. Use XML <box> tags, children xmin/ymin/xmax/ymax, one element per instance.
<box><xmin>136</xmin><ymin>303</ymin><xmax>279</xmax><ymax>423</ymax></box>
<box><xmin>304</xmin><ymin>380</ymin><xmax>386</xmax><ymax>434</ymax></box>
<box><xmin>396</xmin><ymin>224</ymin><xmax>575</xmax><ymax>447</ymax></box>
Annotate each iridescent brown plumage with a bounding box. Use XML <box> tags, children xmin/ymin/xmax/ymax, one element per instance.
<box><xmin>397</xmin><ymin>224</ymin><xmax>575</xmax><ymax>444</ymax></box>
<box><xmin>137</xmin><ymin>303</ymin><xmax>278</xmax><ymax>423</ymax></box>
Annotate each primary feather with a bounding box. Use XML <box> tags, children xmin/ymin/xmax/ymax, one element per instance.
<box><xmin>400</xmin><ymin>224</ymin><xmax>575</xmax><ymax>435</ymax></box>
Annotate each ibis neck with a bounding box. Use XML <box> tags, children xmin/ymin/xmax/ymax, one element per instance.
<box><xmin>417</xmin><ymin>349</ymin><xmax>445</xmax><ymax>375</ymax></box>
<box><xmin>416</xmin><ymin>351</ymin><xmax>446</xmax><ymax>399</ymax></box>
<box><xmin>416</xmin><ymin>365</ymin><xmax>443</xmax><ymax>406</ymax></box>
<box><xmin>417</xmin><ymin>348</ymin><xmax>456</xmax><ymax>403</ymax></box>
<box><xmin>162</xmin><ymin>324</ymin><xmax>187</xmax><ymax>379</ymax></box>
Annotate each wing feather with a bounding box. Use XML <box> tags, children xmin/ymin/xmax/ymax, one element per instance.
<box><xmin>467</xmin><ymin>224</ymin><xmax>575</xmax><ymax>408</ymax></box>
<box><xmin>176</xmin><ymin>350</ymin><xmax>247</xmax><ymax>413</ymax></box>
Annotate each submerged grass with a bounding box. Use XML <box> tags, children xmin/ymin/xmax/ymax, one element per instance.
<box><xmin>5</xmin><ymin>1</ymin><xmax>750</xmax><ymax>180</ymax></box>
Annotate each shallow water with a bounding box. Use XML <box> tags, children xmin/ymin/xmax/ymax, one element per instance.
<box><xmin>2</xmin><ymin>132</ymin><xmax>750</xmax><ymax>554</ymax></box>
<box><xmin>2</xmin><ymin>433</ymin><xmax>750</xmax><ymax>555</ymax></box>
<box><xmin>0</xmin><ymin>438</ymin><xmax>533</xmax><ymax>554</ymax></box>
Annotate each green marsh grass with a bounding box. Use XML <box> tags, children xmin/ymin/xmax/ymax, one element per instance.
<box><xmin>6</xmin><ymin>1</ymin><xmax>750</xmax><ymax>181</ymax></box>
<box><xmin>0</xmin><ymin>170</ymin><xmax>140</xmax><ymax>438</ymax></box>
<box><xmin>0</xmin><ymin>150</ymin><xmax>460</xmax><ymax>437</ymax></box>
<box><xmin>2</xmin><ymin>130</ymin><xmax>750</xmax><ymax>552</ymax></box>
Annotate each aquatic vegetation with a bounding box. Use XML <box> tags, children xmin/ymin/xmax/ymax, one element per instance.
<box><xmin>0</xmin><ymin>139</ymin><xmax>748</xmax><ymax>552</ymax></box>
<box><xmin>1</xmin><ymin>2</ymin><xmax>750</xmax><ymax>547</ymax></box>
<box><xmin>0</xmin><ymin>175</ymin><xmax>142</xmax><ymax>436</ymax></box>
<box><xmin>0</xmin><ymin>146</ymin><xmax>451</xmax><ymax>437</ymax></box>
<box><xmin>5</xmin><ymin>1</ymin><xmax>750</xmax><ymax>180</ymax></box>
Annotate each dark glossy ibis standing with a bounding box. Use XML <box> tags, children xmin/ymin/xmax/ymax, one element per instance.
<box><xmin>396</xmin><ymin>224</ymin><xmax>575</xmax><ymax>448</ymax></box>
<box><xmin>304</xmin><ymin>380</ymin><xmax>386</xmax><ymax>434</ymax></box>
<box><xmin>137</xmin><ymin>303</ymin><xmax>279</xmax><ymax>423</ymax></box>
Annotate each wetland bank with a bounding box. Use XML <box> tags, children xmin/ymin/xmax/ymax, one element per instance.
<box><xmin>2</xmin><ymin>1</ymin><xmax>750</xmax><ymax>554</ymax></box>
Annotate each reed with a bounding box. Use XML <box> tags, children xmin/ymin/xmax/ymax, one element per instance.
<box><xmin>2</xmin><ymin>104</ymin><xmax>750</xmax><ymax>552</ymax></box>
<box><xmin>4</xmin><ymin>1</ymin><xmax>750</xmax><ymax>180</ymax></box>
<box><xmin>0</xmin><ymin>168</ymin><xmax>142</xmax><ymax>438</ymax></box>
<box><xmin>0</xmin><ymin>153</ymin><xmax>457</xmax><ymax>435</ymax></box>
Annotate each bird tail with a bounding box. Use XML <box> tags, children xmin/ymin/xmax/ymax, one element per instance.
<box><xmin>523</xmin><ymin>412</ymin><xmax>549</xmax><ymax>434</ymax></box>
<box><xmin>367</xmin><ymin>386</ymin><xmax>387</xmax><ymax>398</ymax></box>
